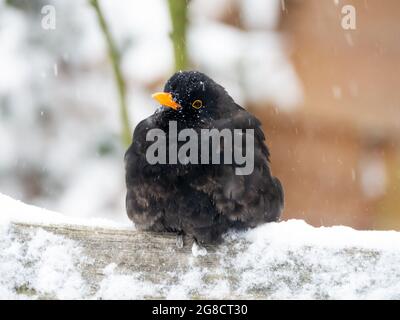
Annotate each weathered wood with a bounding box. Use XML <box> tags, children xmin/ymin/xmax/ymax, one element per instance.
<box><xmin>11</xmin><ymin>222</ymin><xmax>220</xmax><ymax>298</ymax></box>
<box><xmin>7</xmin><ymin>221</ymin><xmax>400</xmax><ymax>299</ymax></box>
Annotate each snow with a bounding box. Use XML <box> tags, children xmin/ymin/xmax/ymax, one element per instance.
<box><xmin>0</xmin><ymin>193</ymin><xmax>128</xmax><ymax>299</ymax></box>
<box><xmin>239</xmin><ymin>0</ymin><xmax>281</xmax><ymax>30</ymax></box>
<box><xmin>191</xmin><ymin>242</ymin><xmax>208</xmax><ymax>257</ymax></box>
<box><xmin>1</xmin><ymin>194</ymin><xmax>400</xmax><ymax>299</ymax></box>
<box><xmin>0</xmin><ymin>225</ymin><xmax>88</xmax><ymax>299</ymax></box>
<box><xmin>0</xmin><ymin>193</ymin><xmax>129</xmax><ymax>229</ymax></box>
<box><xmin>231</xmin><ymin>221</ymin><xmax>400</xmax><ymax>299</ymax></box>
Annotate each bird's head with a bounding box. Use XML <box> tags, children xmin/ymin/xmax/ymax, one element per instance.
<box><xmin>152</xmin><ymin>71</ymin><xmax>225</xmax><ymax>120</ymax></box>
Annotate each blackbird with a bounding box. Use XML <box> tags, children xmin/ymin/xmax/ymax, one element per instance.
<box><xmin>125</xmin><ymin>71</ymin><xmax>284</xmax><ymax>245</ymax></box>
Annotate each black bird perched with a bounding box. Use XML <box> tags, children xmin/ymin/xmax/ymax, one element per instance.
<box><xmin>125</xmin><ymin>71</ymin><xmax>284</xmax><ymax>245</ymax></box>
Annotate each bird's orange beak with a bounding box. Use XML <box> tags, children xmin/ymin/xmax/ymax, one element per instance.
<box><xmin>151</xmin><ymin>92</ymin><xmax>181</xmax><ymax>110</ymax></box>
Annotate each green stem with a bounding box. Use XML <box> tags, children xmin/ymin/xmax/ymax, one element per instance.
<box><xmin>90</xmin><ymin>0</ymin><xmax>132</xmax><ymax>147</ymax></box>
<box><xmin>167</xmin><ymin>0</ymin><xmax>189</xmax><ymax>71</ymax></box>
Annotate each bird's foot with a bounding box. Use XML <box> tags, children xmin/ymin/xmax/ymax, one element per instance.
<box><xmin>176</xmin><ymin>233</ymin><xmax>184</xmax><ymax>249</ymax></box>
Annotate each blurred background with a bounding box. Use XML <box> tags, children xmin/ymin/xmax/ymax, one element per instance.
<box><xmin>0</xmin><ymin>0</ymin><xmax>399</xmax><ymax>230</ymax></box>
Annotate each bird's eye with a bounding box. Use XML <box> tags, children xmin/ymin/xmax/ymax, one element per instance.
<box><xmin>192</xmin><ymin>100</ymin><xmax>203</xmax><ymax>109</ymax></box>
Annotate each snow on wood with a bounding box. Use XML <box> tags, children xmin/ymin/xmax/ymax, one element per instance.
<box><xmin>1</xmin><ymin>193</ymin><xmax>400</xmax><ymax>299</ymax></box>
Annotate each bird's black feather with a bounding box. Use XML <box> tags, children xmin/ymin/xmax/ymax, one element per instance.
<box><xmin>125</xmin><ymin>71</ymin><xmax>284</xmax><ymax>244</ymax></box>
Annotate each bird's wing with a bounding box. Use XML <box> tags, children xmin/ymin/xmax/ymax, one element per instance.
<box><xmin>125</xmin><ymin>115</ymin><xmax>157</xmax><ymax>158</ymax></box>
<box><xmin>124</xmin><ymin>114</ymin><xmax>172</xmax><ymax>229</ymax></box>
<box><xmin>125</xmin><ymin>112</ymin><xmax>174</xmax><ymax>174</ymax></box>
<box><xmin>190</xmin><ymin>105</ymin><xmax>283</xmax><ymax>226</ymax></box>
